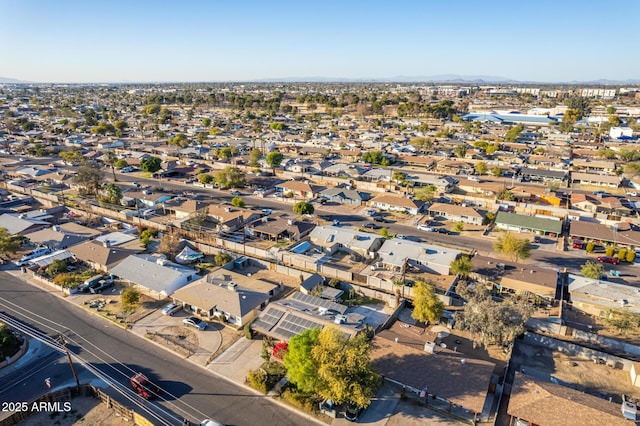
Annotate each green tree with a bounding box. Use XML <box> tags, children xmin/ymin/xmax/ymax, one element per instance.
<box><xmin>497</xmin><ymin>189</ymin><xmax>515</xmax><ymax>201</ymax></box>
<box><xmin>215</xmin><ymin>166</ymin><xmax>246</xmax><ymax>188</ymax></box>
<box><xmin>505</xmin><ymin>124</ymin><xmax>524</xmax><ymax>142</ymax></box>
<box><xmin>491</xmin><ymin>167</ymin><xmax>503</xmax><ymax>177</ymax></box>
<box><xmin>293</xmin><ymin>201</ymin><xmax>314</xmax><ymax>215</ymax></box>
<box><xmin>59</xmin><ymin>150</ymin><xmax>83</xmax><ymax>164</ymax></box>
<box><xmin>411</xmin><ymin>280</ymin><xmax>445</xmax><ymax>324</ymax></box>
<box><xmin>168</xmin><ymin>133</ymin><xmax>188</xmax><ymax>147</ymax></box>
<box><xmin>114</xmin><ymin>158</ymin><xmax>128</xmax><ymax>169</ymax></box>
<box><xmin>361</xmin><ymin>151</ymin><xmax>390</xmax><ymax>166</ymax></box>
<box><xmin>45</xmin><ymin>259</ymin><xmax>67</xmax><ymax>277</ymax></box>
<box><xmin>198</xmin><ymin>173</ymin><xmax>214</xmax><ymax>184</ymax></box>
<box><xmin>249</xmin><ymin>148</ymin><xmax>262</xmax><ymax>167</ymax></box>
<box><xmin>0</xmin><ymin>227</ymin><xmax>21</xmax><ymax>257</ymax></box>
<box><xmin>312</xmin><ymin>327</ymin><xmax>379</xmax><ymax>408</ymax></box>
<box><xmin>218</xmin><ymin>147</ymin><xmax>233</xmax><ymax>160</ymax></box>
<box><xmin>493</xmin><ymin>232</ymin><xmax>531</xmax><ymax>262</ymax></box>
<box><xmin>581</xmin><ymin>261</ymin><xmax>603</xmax><ymax>279</ymax></box>
<box><xmin>284</xmin><ymin>328</ymin><xmax>321</xmax><ymax>393</ymax></box>
<box><xmin>413</xmin><ymin>185</ymin><xmax>437</xmax><ymax>202</ymax></box>
<box><xmin>626</xmin><ymin>250</ymin><xmax>636</xmax><ymax>263</ymax></box>
<box><xmin>454</xmin><ymin>221</ymin><xmax>464</xmax><ymax>232</ymax></box>
<box><xmin>202</xmin><ymin>117</ymin><xmax>212</xmax><ymax>127</ymax></box>
<box><xmin>214</xmin><ymin>252</ymin><xmax>232</xmax><ymax>266</ymax></box>
<box><xmin>140</xmin><ymin>157</ymin><xmax>162</xmax><ymax>173</ymax></box>
<box><xmin>379</xmin><ymin>227</ymin><xmax>392</xmax><ymax>239</ymax></box>
<box><xmin>73</xmin><ymin>162</ymin><xmax>103</xmax><ymax>196</ymax></box>
<box><xmin>266</xmin><ymin>151</ymin><xmax>284</xmax><ymax>171</ymax></box>
<box><xmin>100</xmin><ymin>183</ymin><xmax>122</xmax><ymax>206</ymax></box>
<box><xmin>392</xmin><ymin>171</ymin><xmax>406</xmax><ymax>183</ymax></box>
<box><xmin>474</xmin><ymin>162</ymin><xmax>488</xmax><ymax>175</ymax></box>
<box><xmin>450</xmin><ymin>256</ymin><xmax>472</xmax><ymax>278</ymax></box>
<box><xmin>121</xmin><ymin>287</ymin><xmax>140</xmax><ymax>307</ymax></box>
<box><xmin>453</xmin><ymin>144</ymin><xmax>467</xmax><ymax>158</ymax></box>
<box><xmin>0</xmin><ymin>324</ymin><xmax>20</xmax><ymax>359</ymax></box>
<box><xmin>585</xmin><ymin>241</ymin><xmax>595</xmax><ymax>253</ymax></box>
<box><xmin>231</xmin><ymin>197</ymin><xmax>245</xmax><ymax>208</ymax></box>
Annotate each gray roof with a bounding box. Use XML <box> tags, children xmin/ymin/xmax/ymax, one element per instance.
<box><xmin>110</xmin><ymin>254</ymin><xmax>196</xmax><ymax>293</ymax></box>
<box><xmin>300</xmin><ymin>273</ymin><xmax>324</xmax><ymax>292</ymax></box>
<box><xmin>520</xmin><ymin>167</ymin><xmax>567</xmax><ymax>179</ymax></box>
<box><xmin>320</xmin><ymin>187</ymin><xmax>370</xmax><ymax>202</ymax></box>
<box><xmin>26</xmin><ymin>228</ymin><xmax>88</xmax><ymax>250</ymax></box>
<box><xmin>378</xmin><ymin>238</ymin><xmax>460</xmax><ymax>273</ymax></box>
<box><xmin>310</xmin><ymin>225</ymin><xmax>384</xmax><ymax>252</ymax></box>
<box><xmin>0</xmin><ymin>213</ymin><xmax>50</xmax><ymax>235</ymax></box>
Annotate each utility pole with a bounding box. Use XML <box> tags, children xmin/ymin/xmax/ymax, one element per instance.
<box><xmin>59</xmin><ymin>335</ymin><xmax>80</xmax><ymax>390</ymax></box>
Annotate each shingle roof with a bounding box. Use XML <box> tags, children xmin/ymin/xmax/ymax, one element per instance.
<box><xmin>507</xmin><ymin>372</ymin><xmax>630</xmax><ymax>426</ymax></box>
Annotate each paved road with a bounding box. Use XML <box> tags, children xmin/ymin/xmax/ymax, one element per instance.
<box><xmin>0</xmin><ymin>271</ymin><xmax>311</xmax><ymax>426</ymax></box>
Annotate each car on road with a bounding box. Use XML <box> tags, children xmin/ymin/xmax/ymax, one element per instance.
<box><xmin>89</xmin><ymin>275</ymin><xmax>115</xmax><ymax>293</ymax></box>
<box><xmin>200</xmin><ymin>419</ymin><xmax>225</xmax><ymax>426</ymax></box>
<box><xmin>261</xmin><ymin>208</ymin><xmax>272</xmax><ymax>216</ymax></box>
<box><xmin>130</xmin><ymin>373</ymin><xmax>160</xmax><ymax>400</ymax></box>
<box><xmin>373</xmin><ymin>216</ymin><xmax>388</xmax><ymax>223</ymax></box>
<box><xmin>162</xmin><ymin>303</ymin><xmax>182</xmax><ymax>316</ymax></box>
<box><xmin>417</xmin><ymin>224</ymin><xmax>434</xmax><ymax>232</ymax></box>
<box><xmin>183</xmin><ymin>316</ymin><xmax>207</xmax><ymax>331</ymax></box>
<box><xmin>592</xmin><ymin>191</ymin><xmax>612</xmax><ymax>197</ymax></box>
<box><xmin>363</xmin><ymin>223</ymin><xmax>381</xmax><ymax>230</ymax></box>
<box><xmin>597</xmin><ymin>256</ymin><xmax>620</xmax><ymax>265</ymax></box>
<box><xmin>435</xmin><ymin>228</ymin><xmax>452</xmax><ymax>234</ymax></box>
<box><xmin>229</xmin><ymin>190</ymin><xmax>241</xmax><ymax>196</ymax></box>
<box><xmin>131</xmin><ymin>182</ymin><xmax>140</xmax><ymax>187</ymax></box>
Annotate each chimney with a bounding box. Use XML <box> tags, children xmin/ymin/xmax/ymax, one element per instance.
<box><xmin>103</xmin><ymin>240</ymin><xmax>111</xmax><ymax>248</ymax></box>
<box><xmin>228</xmin><ymin>282</ymin><xmax>238</xmax><ymax>292</ymax></box>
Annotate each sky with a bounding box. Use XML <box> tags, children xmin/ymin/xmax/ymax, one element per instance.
<box><xmin>1</xmin><ymin>0</ymin><xmax>639</xmax><ymax>83</ymax></box>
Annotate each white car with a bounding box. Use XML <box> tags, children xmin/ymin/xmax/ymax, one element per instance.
<box><xmin>161</xmin><ymin>303</ymin><xmax>182</xmax><ymax>316</ymax></box>
<box><xmin>261</xmin><ymin>209</ymin><xmax>272</xmax><ymax>216</ymax></box>
<box><xmin>15</xmin><ymin>247</ymin><xmax>51</xmax><ymax>266</ymax></box>
<box><xmin>468</xmin><ymin>176</ymin><xmax>481</xmax><ymax>182</ymax></box>
<box><xmin>417</xmin><ymin>224</ymin><xmax>434</xmax><ymax>232</ymax></box>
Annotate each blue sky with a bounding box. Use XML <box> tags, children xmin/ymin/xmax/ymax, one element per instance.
<box><xmin>1</xmin><ymin>0</ymin><xmax>638</xmax><ymax>83</ymax></box>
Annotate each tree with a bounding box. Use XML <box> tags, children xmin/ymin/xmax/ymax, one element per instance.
<box><xmin>293</xmin><ymin>201</ymin><xmax>314</xmax><ymax>215</ymax></box>
<box><xmin>493</xmin><ymin>232</ymin><xmax>531</xmax><ymax>262</ymax></box>
<box><xmin>585</xmin><ymin>241</ymin><xmax>596</xmax><ymax>253</ymax></box>
<box><xmin>392</xmin><ymin>171</ymin><xmax>406</xmax><ymax>183</ymax></box>
<box><xmin>410</xmin><ymin>137</ymin><xmax>433</xmax><ymax>153</ymax></box>
<box><xmin>413</xmin><ymin>185</ymin><xmax>437</xmax><ymax>202</ymax></box>
<box><xmin>450</xmin><ymin>256</ymin><xmax>472</xmax><ymax>278</ymax></box>
<box><xmin>168</xmin><ymin>133</ymin><xmax>188</xmax><ymax>147</ymax></box>
<box><xmin>627</xmin><ymin>250</ymin><xmax>636</xmax><ymax>263</ymax></box>
<box><xmin>453</xmin><ymin>145</ymin><xmax>467</xmax><ymax>158</ymax></box>
<box><xmin>100</xmin><ymin>183</ymin><xmax>122</xmax><ymax>206</ymax></box>
<box><xmin>218</xmin><ymin>147</ymin><xmax>232</xmax><ymax>160</ymax></box>
<box><xmin>197</xmin><ymin>173</ymin><xmax>214</xmax><ymax>184</ymax></box>
<box><xmin>505</xmin><ymin>124</ymin><xmax>524</xmax><ymax>142</ymax></box>
<box><xmin>140</xmin><ymin>157</ymin><xmax>162</xmax><ymax>173</ymax></box>
<box><xmin>0</xmin><ymin>324</ymin><xmax>20</xmax><ymax>359</ymax></box>
<box><xmin>379</xmin><ymin>227</ymin><xmax>391</xmax><ymax>239</ymax></box>
<box><xmin>157</xmin><ymin>231</ymin><xmax>181</xmax><ymax>258</ymax></box>
<box><xmin>474</xmin><ymin>162</ymin><xmax>488</xmax><ymax>175</ymax></box>
<box><xmin>361</xmin><ymin>151</ymin><xmax>390</xmax><ymax>166</ymax></box>
<box><xmin>455</xmin><ymin>296</ymin><xmax>533</xmax><ymax>349</ymax></box>
<box><xmin>202</xmin><ymin>117</ymin><xmax>212</xmax><ymax>127</ymax></box>
<box><xmin>581</xmin><ymin>261</ymin><xmax>603</xmax><ymax>279</ymax></box>
<box><xmin>491</xmin><ymin>167</ymin><xmax>503</xmax><ymax>177</ymax></box>
<box><xmin>266</xmin><ymin>151</ymin><xmax>284</xmax><ymax>170</ymax></box>
<box><xmin>102</xmin><ymin>150</ymin><xmax>118</xmax><ymax>181</ymax></box>
<box><xmin>249</xmin><ymin>148</ymin><xmax>262</xmax><ymax>167</ymax></box>
<box><xmin>59</xmin><ymin>150</ymin><xmax>83</xmax><ymax>164</ymax></box>
<box><xmin>214</xmin><ymin>252</ymin><xmax>232</xmax><ymax>266</ymax></box>
<box><xmin>114</xmin><ymin>158</ymin><xmax>128</xmax><ymax>169</ymax></box>
<box><xmin>284</xmin><ymin>328</ymin><xmax>321</xmax><ymax>393</ymax></box>
<box><xmin>0</xmin><ymin>227</ymin><xmax>21</xmax><ymax>257</ymax></box>
<box><xmin>497</xmin><ymin>189</ymin><xmax>515</xmax><ymax>201</ymax></box>
<box><xmin>121</xmin><ymin>287</ymin><xmax>140</xmax><ymax>307</ymax></box>
<box><xmin>411</xmin><ymin>280</ymin><xmax>445</xmax><ymax>324</ymax></box>
<box><xmin>564</xmin><ymin>97</ymin><xmax>591</xmax><ymax>119</ymax></box>
<box><xmin>603</xmin><ymin>309</ymin><xmax>640</xmax><ymax>334</ymax></box>
<box><xmin>45</xmin><ymin>259</ymin><xmax>67</xmax><ymax>277</ymax></box>
<box><xmin>215</xmin><ymin>166</ymin><xmax>246</xmax><ymax>188</ymax></box>
<box><xmin>74</xmin><ymin>162</ymin><xmax>103</xmax><ymax>196</ymax></box>
<box><xmin>139</xmin><ymin>229</ymin><xmax>156</xmax><ymax>249</ymax></box>
<box><xmin>312</xmin><ymin>328</ymin><xmax>379</xmax><ymax>408</ymax></box>
<box><xmin>231</xmin><ymin>197</ymin><xmax>245</xmax><ymax>208</ymax></box>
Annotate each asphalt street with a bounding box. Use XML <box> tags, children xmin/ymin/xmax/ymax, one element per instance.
<box><xmin>0</xmin><ymin>271</ymin><xmax>312</xmax><ymax>426</ymax></box>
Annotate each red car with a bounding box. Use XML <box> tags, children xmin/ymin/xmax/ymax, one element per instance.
<box><xmin>130</xmin><ymin>373</ymin><xmax>160</xmax><ymax>399</ymax></box>
<box><xmin>597</xmin><ymin>256</ymin><xmax>620</xmax><ymax>265</ymax></box>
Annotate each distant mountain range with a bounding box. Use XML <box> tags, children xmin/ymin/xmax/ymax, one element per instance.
<box><xmin>1</xmin><ymin>75</ymin><xmax>638</xmax><ymax>85</ymax></box>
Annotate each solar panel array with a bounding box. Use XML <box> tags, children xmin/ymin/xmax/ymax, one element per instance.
<box><xmin>274</xmin><ymin>314</ymin><xmax>324</xmax><ymax>340</ymax></box>
<box><xmin>252</xmin><ymin>306</ymin><xmax>285</xmax><ymax>332</ymax></box>
<box><xmin>292</xmin><ymin>292</ymin><xmax>347</xmax><ymax>314</ymax></box>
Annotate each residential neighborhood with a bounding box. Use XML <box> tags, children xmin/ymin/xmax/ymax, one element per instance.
<box><xmin>1</xmin><ymin>79</ymin><xmax>640</xmax><ymax>426</ymax></box>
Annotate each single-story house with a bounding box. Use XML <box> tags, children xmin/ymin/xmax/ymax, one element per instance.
<box><xmin>369</xmin><ymin>194</ymin><xmax>425</xmax><ymax>215</ymax></box>
<box><xmin>275</xmin><ymin>181</ymin><xmax>318</xmax><ymax>199</ymax></box>
<box><xmin>249</xmin><ymin>215</ymin><xmax>315</xmax><ymax>242</ymax></box>
<box><xmin>507</xmin><ymin>372</ymin><xmax>630</xmax><ymax>426</ymax></box>
<box><xmin>427</xmin><ymin>203</ymin><xmax>485</xmax><ymax>226</ymax></box>
<box><xmin>569</xmin><ymin>220</ymin><xmax>640</xmax><ymax>247</ymax></box>
<box><xmin>568</xmin><ymin>274</ymin><xmax>640</xmax><ymax>316</ymax></box>
<box><xmin>68</xmin><ymin>240</ymin><xmax>142</xmax><ymax>272</ymax></box>
<box><xmin>571</xmin><ymin>172</ymin><xmax>622</xmax><ymax>188</ymax></box>
<box><xmin>319</xmin><ymin>187</ymin><xmax>371</xmax><ymax>205</ymax></box>
<box><xmin>377</xmin><ymin>238</ymin><xmax>460</xmax><ymax>276</ymax></box>
<box><xmin>110</xmin><ymin>254</ymin><xmax>198</xmax><ymax>297</ymax></box>
<box><xmin>0</xmin><ymin>213</ymin><xmax>51</xmax><ymax>235</ymax></box>
<box><xmin>495</xmin><ymin>211</ymin><xmax>563</xmax><ymax>236</ymax></box>
<box><xmin>26</xmin><ymin>226</ymin><xmax>90</xmax><ymax>250</ymax></box>
<box><xmin>299</xmin><ymin>273</ymin><xmax>344</xmax><ymax>301</ymax></box>
<box><xmin>309</xmin><ymin>225</ymin><xmax>385</xmax><ymax>260</ymax></box>
<box><xmin>171</xmin><ymin>271</ymin><xmax>274</xmax><ymax>326</ymax></box>
<box><xmin>471</xmin><ymin>255</ymin><xmax>559</xmax><ymax>300</ymax></box>
<box><xmin>519</xmin><ymin>167</ymin><xmax>567</xmax><ymax>183</ymax></box>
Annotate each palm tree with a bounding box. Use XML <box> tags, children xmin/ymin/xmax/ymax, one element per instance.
<box><xmin>103</xmin><ymin>150</ymin><xmax>118</xmax><ymax>182</ymax></box>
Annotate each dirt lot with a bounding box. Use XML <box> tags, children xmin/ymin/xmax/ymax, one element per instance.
<box><xmin>19</xmin><ymin>397</ymin><xmax>130</xmax><ymax>426</ymax></box>
<box><xmin>82</xmin><ymin>292</ymin><xmax>164</xmax><ymax>326</ymax></box>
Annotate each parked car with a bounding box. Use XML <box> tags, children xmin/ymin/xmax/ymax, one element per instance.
<box><xmin>183</xmin><ymin>316</ymin><xmax>207</xmax><ymax>331</ymax></box>
<box><xmin>229</xmin><ymin>190</ymin><xmax>241</xmax><ymax>196</ymax></box>
<box><xmin>162</xmin><ymin>303</ymin><xmax>182</xmax><ymax>316</ymax></box>
<box><xmin>597</xmin><ymin>256</ymin><xmax>620</xmax><ymax>265</ymax></box>
<box><xmin>373</xmin><ymin>216</ymin><xmax>388</xmax><ymax>223</ymax></box>
<box><xmin>572</xmin><ymin>242</ymin><xmax>584</xmax><ymax>249</ymax></box>
<box><xmin>131</xmin><ymin>181</ymin><xmax>140</xmax><ymax>187</ymax></box>
<box><xmin>200</xmin><ymin>419</ymin><xmax>225</xmax><ymax>426</ymax></box>
<box><xmin>417</xmin><ymin>224</ymin><xmax>434</xmax><ymax>232</ymax></box>
<box><xmin>130</xmin><ymin>373</ymin><xmax>160</xmax><ymax>400</ymax></box>
<box><xmin>261</xmin><ymin>208</ymin><xmax>272</xmax><ymax>216</ymax></box>
<box><xmin>363</xmin><ymin>223</ymin><xmax>381</xmax><ymax>230</ymax></box>
<box><xmin>121</xmin><ymin>166</ymin><xmax>134</xmax><ymax>173</ymax></box>
<box><xmin>77</xmin><ymin>274</ymin><xmax>106</xmax><ymax>293</ymax></box>
<box><xmin>89</xmin><ymin>275</ymin><xmax>115</xmax><ymax>293</ymax></box>
<box><xmin>435</xmin><ymin>228</ymin><xmax>452</xmax><ymax>234</ymax></box>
